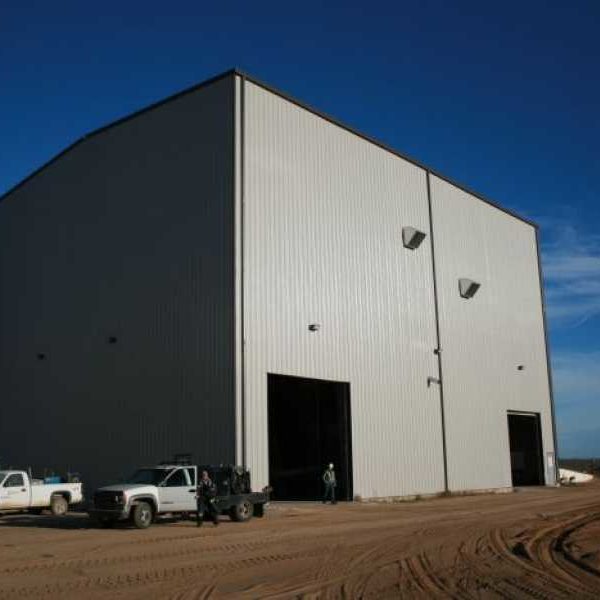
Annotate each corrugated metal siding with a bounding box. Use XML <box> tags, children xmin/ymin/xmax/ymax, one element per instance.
<box><xmin>242</xmin><ymin>80</ymin><xmax>445</xmax><ymax>498</ymax></box>
<box><xmin>430</xmin><ymin>175</ymin><xmax>555</xmax><ymax>490</ymax></box>
<box><xmin>0</xmin><ymin>78</ymin><xmax>235</xmax><ymax>490</ymax></box>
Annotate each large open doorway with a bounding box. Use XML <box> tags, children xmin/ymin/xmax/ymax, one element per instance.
<box><xmin>268</xmin><ymin>374</ymin><xmax>353</xmax><ymax>501</ymax></box>
<box><xmin>507</xmin><ymin>412</ymin><xmax>544</xmax><ymax>486</ymax></box>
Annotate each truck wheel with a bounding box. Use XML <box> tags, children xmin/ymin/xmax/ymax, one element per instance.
<box><xmin>132</xmin><ymin>502</ymin><xmax>153</xmax><ymax>529</ymax></box>
<box><xmin>229</xmin><ymin>499</ymin><xmax>253</xmax><ymax>522</ymax></box>
<box><xmin>50</xmin><ymin>495</ymin><xmax>68</xmax><ymax>516</ymax></box>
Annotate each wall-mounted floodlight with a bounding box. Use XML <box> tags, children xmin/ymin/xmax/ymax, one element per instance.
<box><xmin>308</xmin><ymin>323</ymin><xmax>320</xmax><ymax>332</ymax></box>
<box><xmin>459</xmin><ymin>278</ymin><xmax>481</xmax><ymax>299</ymax></box>
<box><xmin>402</xmin><ymin>227</ymin><xmax>427</xmax><ymax>250</ymax></box>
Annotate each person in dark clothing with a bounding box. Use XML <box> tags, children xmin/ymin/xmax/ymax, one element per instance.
<box><xmin>322</xmin><ymin>463</ymin><xmax>337</xmax><ymax>504</ymax></box>
<box><xmin>196</xmin><ymin>470</ymin><xmax>219</xmax><ymax>527</ymax></box>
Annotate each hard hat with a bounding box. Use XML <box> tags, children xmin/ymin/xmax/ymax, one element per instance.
<box><xmin>329</xmin><ymin>463</ymin><xmax>334</xmax><ymax>469</ymax></box>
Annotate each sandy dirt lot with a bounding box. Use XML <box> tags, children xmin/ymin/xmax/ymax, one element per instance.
<box><xmin>1</xmin><ymin>482</ymin><xmax>599</xmax><ymax>599</ymax></box>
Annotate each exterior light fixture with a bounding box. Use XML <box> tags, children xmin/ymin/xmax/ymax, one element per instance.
<box><xmin>427</xmin><ymin>376</ymin><xmax>441</xmax><ymax>387</ymax></box>
<box><xmin>517</xmin><ymin>365</ymin><xmax>525</xmax><ymax>371</ymax></box>
<box><xmin>402</xmin><ymin>227</ymin><xmax>427</xmax><ymax>250</ymax></box>
<box><xmin>308</xmin><ymin>323</ymin><xmax>320</xmax><ymax>332</ymax></box>
<box><xmin>458</xmin><ymin>278</ymin><xmax>481</xmax><ymax>299</ymax></box>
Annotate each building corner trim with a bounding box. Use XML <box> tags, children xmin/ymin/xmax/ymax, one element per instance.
<box><xmin>535</xmin><ymin>228</ymin><xmax>559</xmax><ymax>483</ymax></box>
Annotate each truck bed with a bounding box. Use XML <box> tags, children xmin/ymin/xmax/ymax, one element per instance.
<box><xmin>30</xmin><ymin>483</ymin><xmax>83</xmax><ymax>507</ymax></box>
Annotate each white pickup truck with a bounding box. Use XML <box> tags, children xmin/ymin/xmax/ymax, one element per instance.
<box><xmin>89</xmin><ymin>462</ymin><xmax>269</xmax><ymax>529</ymax></box>
<box><xmin>0</xmin><ymin>470</ymin><xmax>83</xmax><ymax>515</ymax></box>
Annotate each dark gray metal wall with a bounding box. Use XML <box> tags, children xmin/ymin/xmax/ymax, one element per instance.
<box><xmin>0</xmin><ymin>77</ymin><xmax>235</xmax><ymax>490</ymax></box>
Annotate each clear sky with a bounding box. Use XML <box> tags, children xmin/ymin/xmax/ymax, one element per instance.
<box><xmin>1</xmin><ymin>1</ymin><xmax>599</xmax><ymax>456</ymax></box>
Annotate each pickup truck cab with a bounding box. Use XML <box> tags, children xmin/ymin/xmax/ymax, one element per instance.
<box><xmin>89</xmin><ymin>462</ymin><xmax>268</xmax><ymax>529</ymax></box>
<box><xmin>0</xmin><ymin>470</ymin><xmax>83</xmax><ymax>515</ymax></box>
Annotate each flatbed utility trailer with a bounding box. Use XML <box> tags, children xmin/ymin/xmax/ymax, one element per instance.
<box><xmin>198</xmin><ymin>464</ymin><xmax>269</xmax><ymax>521</ymax></box>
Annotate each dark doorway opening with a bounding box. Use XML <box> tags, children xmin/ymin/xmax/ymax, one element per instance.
<box><xmin>507</xmin><ymin>412</ymin><xmax>544</xmax><ymax>486</ymax></box>
<box><xmin>268</xmin><ymin>374</ymin><xmax>353</xmax><ymax>501</ymax></box>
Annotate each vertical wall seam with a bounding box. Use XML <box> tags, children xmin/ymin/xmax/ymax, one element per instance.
<box><xmin>535</xmin><ymin>228</ymin><xmax>559</xmax><ymax>483</ymax></box>
<box><xmin>240</xmin><ymin>75</ymin><xmax>247</xmax><ymax>468</ymax></box>
<box><xmin>426</xmin><ymin>171</ymin><xmax>449</xmax><ymax>492</ymax></box>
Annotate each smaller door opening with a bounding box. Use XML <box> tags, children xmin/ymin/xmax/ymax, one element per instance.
<box><xmin>507</xmin><ymin>412</ymin><xmax>544</xmax><ymax>486</ymax></box>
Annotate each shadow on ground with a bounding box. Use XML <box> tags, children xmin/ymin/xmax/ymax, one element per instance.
<box><xmin>0</xmin><ymin>514</ymin><xmax>91</xmax><ymax>530</ymax></box>
<box><xmin>0</xmin><ymin>513</ymin><xmax>205</xmax><ymax>530</ymax></box>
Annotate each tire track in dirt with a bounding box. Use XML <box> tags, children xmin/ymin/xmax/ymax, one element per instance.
<box><xmin>249</xmin><ymin>529</ymin><xmax>458</xmax><ymax>599</ymax></box>
<box><xmin>558</xmin><ymin>520</ymin><xmax>600</xmax><ymax>579</ymax></box>
<box><xmin>454</xmin><ymin>530</ymin><xmax>563</xmax><ymax>598</ymax></box>
<box><xmin>0</xmin><ymin>547</ymin><xmax>331</xmax><ymax>599</ymax></box>
<box><xmin>2</xmin><ymin>486</ymin><xmax>600</xmax><ymax>599</ymax></box>
<box><xmin>170</xmin><ymin>583</ymin><xmax>216</xmax><ymax>600</ymax></box>
<box><xmin>0</xmin><ymin>536</ymin><xmax>285</xmax><ymax>576</ymax></box>
<box><xmin>525</xmin><ymin>511</ymin><xmax>600</xmax><ymax>596</ymax></box>
<box><xmin>459</xmin><ymin>510</ymin><xmax>600</xmax><ymax>599</ymax></box>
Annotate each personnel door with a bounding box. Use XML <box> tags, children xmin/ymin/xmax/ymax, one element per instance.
<box><xmin>0</xmin><ymin>473</ymin><xmax>29</xmax><ymax>509</ymax></box>
<box><xmin>158</xmin><ymin>468</ymin><xmax>196</xmax><ymax>512</ymax></box>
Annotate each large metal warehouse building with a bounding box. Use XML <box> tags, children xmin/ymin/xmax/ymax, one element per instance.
<box><xmin>0</xmin><ymin>69</ymin><xmax>557</xmax><ymax>499</ymax></box>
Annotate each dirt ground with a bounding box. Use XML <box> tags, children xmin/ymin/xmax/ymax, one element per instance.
<box><xmin>1</xmin><ymin>483</ymin><xmax>599</xmax><ymax>599</ymax></box>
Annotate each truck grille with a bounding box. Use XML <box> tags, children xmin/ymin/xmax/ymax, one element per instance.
<box><xmin>94</xmin><ymin>491</ymin><xmax>124</xmax><ymax>510</ymax></box>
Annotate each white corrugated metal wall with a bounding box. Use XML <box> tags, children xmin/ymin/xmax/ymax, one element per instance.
<box><xmin>430</xmin><ymin>175</ymin><xmax>555</xmax><ymax>490</ymax></box>
<box><xmin>238</xmin><ymin>75</ymin><xmax>555</xmax><ymax>498</ymax></box>
<box><xmin>240</xmin><ymin>79</ymin><xmax>446</xmax><ymax>498</ymax></box>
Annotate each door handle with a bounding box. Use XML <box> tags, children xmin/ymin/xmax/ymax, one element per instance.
<box><xmin>189</xmin><ymin>489</ymin><xmax>196</xmax><ymax>493</ymax></box>
<box><xmin>21</xmin><ymin>488</ymin><xmax>26</xmax><ymax>492</ymax></box>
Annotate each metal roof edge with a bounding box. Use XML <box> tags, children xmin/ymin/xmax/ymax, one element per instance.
<box><xmin>0</xmin><ymin>68</ymin><xmax>237</xmax><ymax>204</ymax></box>
<box><xmin>236</xmin><ymin>70</ymin><xmax>538</xmax><ymax>229</ymax></box>
<box><xmin>1</xmin><ymin>67</ymin><xmax>539</xmax><ymax>229</ymax></box>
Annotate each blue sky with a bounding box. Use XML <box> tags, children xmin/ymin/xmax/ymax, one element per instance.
<box><xmin>1</xmin><ymin>1</ymin><xmax>598</xmax><ymax>456</ymax></box>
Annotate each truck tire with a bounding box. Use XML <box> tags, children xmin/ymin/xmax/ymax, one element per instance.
<box><xmin>229</xmin><ymin>499</ymin><xmax>253</xmax><ymax>522</ymax></box>
<box><xmin>50</xmin><ymin>495</ymin><xmax>68</xmax><ymax>516</ymax></box>
<box><xmin>131</xmin><ymin>502</ymin><xmax>153</xmax><ymax>529</ymax></box>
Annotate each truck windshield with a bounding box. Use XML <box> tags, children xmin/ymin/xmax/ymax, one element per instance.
<box><xmin>0</xmin><ymin>471</ymin><xmax>7</xmax><ymax>485</ymax></box>
<box><xmin>126</xmin><ymin>469</ymin><xmax>171</xmax><ymax>485</ymax></box>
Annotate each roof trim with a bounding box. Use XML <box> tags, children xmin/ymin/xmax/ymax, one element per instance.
<box><xmin>0</xmin><ymin>69</ymin><xmax>236</xmax><ymax>203</ymax></box>
<box><xmin>236</xmin><ymin>69</ymin><xmax>536</xmax><ymax>228</ymax></box>
<box><xmin>0</xmin><ymin>67</ymin><xmax>537</xmax><ymax>228</ymax></box>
